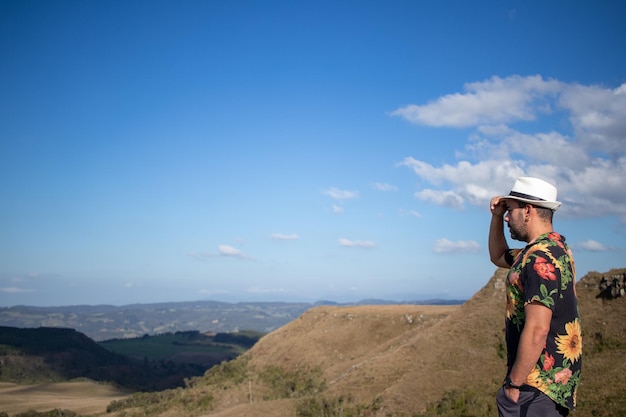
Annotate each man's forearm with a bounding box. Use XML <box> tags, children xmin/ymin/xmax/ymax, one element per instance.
<box><xmin>509</xmin><ymin>303</ymin><xmax>551</xmax><ymax>385</ymax></box>
<box><xmin>509</xmin><ymin>326</ymin><xmax>546</xmax><ymax>385</ymax></box>
<box><xmin>488</xmin><ymin>214</ymin><xmax>509</xmax><ymax>267</ymax></box>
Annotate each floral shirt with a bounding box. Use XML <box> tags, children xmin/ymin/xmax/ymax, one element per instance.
<box><xmin>504</xmin><ymin>232</ymin><xmax>582</xmax><ymax>410</ymax></box>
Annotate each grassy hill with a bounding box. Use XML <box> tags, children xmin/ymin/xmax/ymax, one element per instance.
<box><xmin>103</xmin><ymin>267</ymin><xmax>626</xmax><ymax>417</ymax></box>
<box><xmin>0</xmin><ymin>326</ymin><xmax>149</xmax><ymax>389</ymax></box>
<box><xmin>0</xmin><ymin>327</ymin><xmax>263</xmax><ymax>393</ymax></box>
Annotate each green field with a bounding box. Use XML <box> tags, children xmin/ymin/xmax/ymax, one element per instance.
<box><xmin>99</xmin><ymin>330</ymin><xmax>264</xmax><ymax>363</ymax></box>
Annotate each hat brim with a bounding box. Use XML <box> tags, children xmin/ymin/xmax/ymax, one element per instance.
<box><xmin>502</xmin><ymin>196</ymin><xmax>562</xmax><ymax>211</ymax></box>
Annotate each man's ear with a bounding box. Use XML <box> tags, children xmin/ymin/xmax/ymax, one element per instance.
<box><xmin>524</xmin><ymin>204</ymin><xmax>533</xmax><ymax>221</ymax></box>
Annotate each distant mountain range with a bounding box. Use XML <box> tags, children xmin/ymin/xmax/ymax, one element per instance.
<box><xmin>0</xmin><ymin>298</ymin><xmax>464</xmax><ymax>341</ymax></box>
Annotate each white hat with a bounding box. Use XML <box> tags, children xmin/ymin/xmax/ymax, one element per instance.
<box><xmin>503</xmin><ymin>177</ymin><xmax>562</xmax><ymax>211</ymax></box>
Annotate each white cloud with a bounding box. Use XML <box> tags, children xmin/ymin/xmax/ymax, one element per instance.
<box><xmin>372</xmin><ymin>182</ymin><xmax>398</xmax><ymax>192</ymax></box>
<box><xmin>338</xmin><ymin>238</ymin><xmax>376</xmax><ymax>248</ymax></box>
<box><xmin>390</xmin><ymin>75</ymin><xmax>561</xmax><ymax>127</ymax></box>
<box><xmin>246</xmin><ymin>286</ymin><xmax>290</xmax><ymax>294</ymax></box>
<box><xmin>400</xmin><ymin>209</ymin><xmax>422</xmax><ymax>218</ymax></box>
<box><xmin>198</xmin><ymin>288</ymin><xmax>229</xmax><ymax>295</ymax></box>
<box><xmin>323</xmin><ymin>187</ymin><xmax>359</xmax><ymax>200</ymax></box>
<box><xmin>219</xmin><ymin>245</ymin><xmax>252</xmax><ymax>260</ymax></box>
<box><xmin>433</xmin><ymin>238</ymin><xmax>480</xmax><ymax>254</ymax></box>
<box><xmin>560</xmin><ymin>82</ymin><xmax>626</xmax><ymax>155</ymax></box>
<box><xmin>332</xmin><ymin>204</ymin><xmax>344</xmax><ymax>214</ymax></box>
<box><xmin>576</xmin><ymin>240</ymin><xmax>610</xmax><ymax>252</ymax></box>
<box><xmin>415</xmin><ymin>189</ymin><xmax>465</xmax><ymax>210</ymax></box>
<box><xmin>271</xmin><ymin>233</ymin><xmax>300</xmax><ymax>241</ymax></box>
<box><xmin>393</xmin><ymin>75</ymin><xmax>626</xmax><ymax>222</ymax></box>
<box><xmin>0</xmin><ymin>287</ymin><xmax>33</xmax><ymax>294</ymax></box>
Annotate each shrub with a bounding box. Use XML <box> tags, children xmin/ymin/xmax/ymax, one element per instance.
<box><xmin>188</xmin><ymin>355</ymin><xmax>250</xmax><ymax>388</ymax></box>
<box><xmin>106</xmin><ymin>387</ymin><xmax>215</xmax><ymax>416</ymax></box>
<box><xmin>14</xmin><ymin>411</ymin><xmax>79</xmax><ymax>417</ymax></box>
<box><xmin>259</xmin><ymin>365</ymin><xmax>326</xmax><ymax>399</ymax></box>
<box><xmin>589</xmin><ymin>331</ymin><xmax>623</xmax><ymax>353</ymax></box>
<box><xmin>295</xmin><ymin>395</ymin><xmax>384</xmax><ymax>417</ymax></box>
<box><xmin>414</xmin><ymin>389</ymin><xmax>494</xmax><ymax>417</ymax></box>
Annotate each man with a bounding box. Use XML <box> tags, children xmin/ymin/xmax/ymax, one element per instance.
<box><xmin>489</xmin><ymin>177</ymin><xmax>581</xmax><ymax>417</ymax></box>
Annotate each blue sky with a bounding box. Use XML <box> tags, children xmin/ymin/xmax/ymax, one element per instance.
<box><xmin>1</xmin><ymin>0</ymin><xmax>625</xmax><ymax>307</ymax></box>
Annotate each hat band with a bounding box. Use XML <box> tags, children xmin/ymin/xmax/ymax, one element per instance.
<box><xmin>508</xmin><ymin>191</ymin><xmax>545</xmax><ymax>201</ymax></box>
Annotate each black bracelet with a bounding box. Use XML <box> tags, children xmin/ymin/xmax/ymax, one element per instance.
<box><xmin>504</xmin><ymin>375</ymin><xmax>524</xmax><ymax>389</ymax></box>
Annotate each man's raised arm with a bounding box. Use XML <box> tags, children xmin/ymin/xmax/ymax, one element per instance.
<box><xmin>489</xmin><ymin>196</ymin><xmax>510</xmax><ymax>269</ymax></box>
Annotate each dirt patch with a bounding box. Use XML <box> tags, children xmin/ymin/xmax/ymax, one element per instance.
<box><xmin>0</xmin><ymin>380</ymin><xmax>131</xmax><ymax>415</ymax></box>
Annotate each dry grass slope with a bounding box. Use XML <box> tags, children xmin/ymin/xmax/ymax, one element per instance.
<box><xmin>570</xmin><ymin>268</ymin><xmax>626</xmax><ymax>417</ymax></box>
<box><xmin>175</xmin><ymin>267</ymin><xmax>626</xmax><ymax>417</ymax></box>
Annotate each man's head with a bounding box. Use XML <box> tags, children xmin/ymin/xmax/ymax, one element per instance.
<box><xmin>502</xmin><ymin>177</ymin><xmax>560</xmax><ymax>242</ymax></box>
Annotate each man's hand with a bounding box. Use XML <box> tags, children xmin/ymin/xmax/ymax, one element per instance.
<box><xmin>504</xmin><ymin>386</ymin><xmax>520</xmax><ymax>403</ymax></box>
<box><xmin>490</xmin><ymin>196</ymin><xmax>507</xmax><ymax>217</ymax></box>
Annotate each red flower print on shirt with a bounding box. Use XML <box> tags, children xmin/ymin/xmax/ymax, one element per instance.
<box><xmin>534</xmin><ymin>257</ymin><xmax>557</xmax><ymax>281</ymax></box>
<box><xmin>548</xmin><ymin>232</ymin><xmax>565</xmax><ymax>249</ymax></box>
<box><xmin>543</xmin><ymin>352</ymin><xmax>555</xmax><ymax>371</ymax></box>
<box><xmin>508</xmin><ymin>272</ymin><xmax>521</xmax><ymax>288</ymax></box>
<box><xmin>554</xmin><ymin>368</ymin><xmax>572</xmax><ymax>385</ymax></box>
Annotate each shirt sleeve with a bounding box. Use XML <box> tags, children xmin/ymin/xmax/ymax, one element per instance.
<box><xmin>522</xmin><ymin>250</ymin><xmax>560</xmax><ymax>310</ymax></box>
<box><xmin>504</xmin><ymin>249</ymin><xmax>521</xmax><ymax>267</ymax></box>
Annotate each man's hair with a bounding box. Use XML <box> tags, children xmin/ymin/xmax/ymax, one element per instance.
<box><xmin>515</xmin><ymin>201</ymin><xmax>554</xmax><ymax>222</ymax></box>
<box><xmin>514</xmin><ymin>200</ymin><xmax>554</xmax><ymax>223</ymax></box>
<box><xmin>534</xmin><ymin>205</ymin><xmax>554</xmax><ymax>222</ymax></box>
